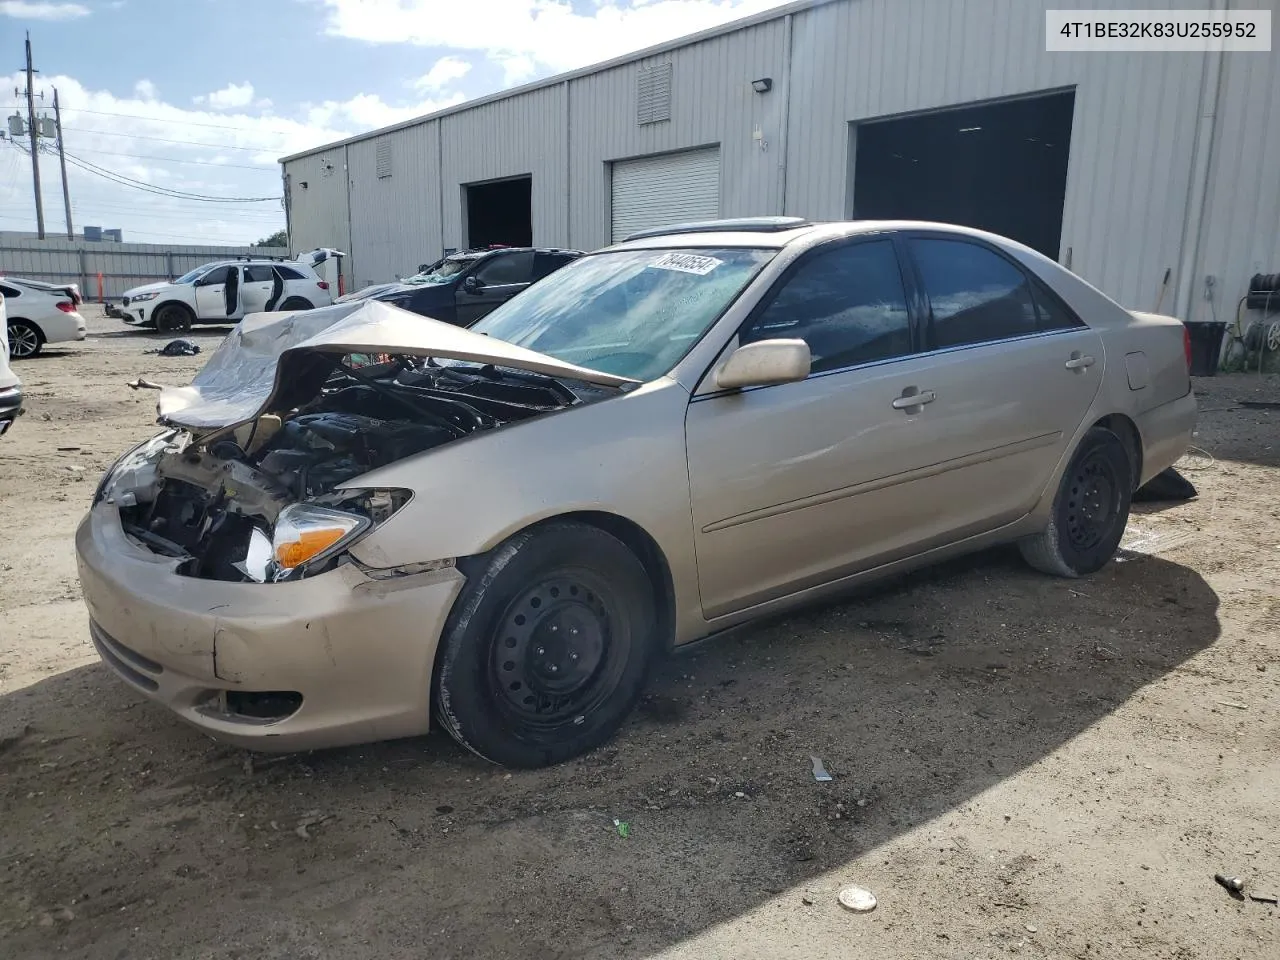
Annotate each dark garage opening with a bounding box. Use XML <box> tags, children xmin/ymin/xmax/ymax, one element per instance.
<box><xmin>852</xmin><ymin>91</ymin><xmax>1075</xmax><ymax>259</ymax></box>
<box><xmin>465</xmin><ymin>176</ymin><xmax>533</xmax><ymax>249</ymax></box>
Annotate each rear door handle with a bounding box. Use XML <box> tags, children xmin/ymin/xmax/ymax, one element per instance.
<box><xmin>1065</xmin><ymin>353</ymin><xmax>1096</xmax><ymax>370</ymax></box>
<box><xmin>892</xmin><ymin>389</ymin><xmax>936</xmax><ymax>410</ymax></box>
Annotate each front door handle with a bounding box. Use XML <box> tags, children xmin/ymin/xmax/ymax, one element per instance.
<box><xmin>1065</xmin><ymin>353</ymin><xmax>1096</xmax><ymax>371</ymax></box>
<box><xmin>892</xmin><ymin>388</ymin><xmax>936</xmax><ymax>411</ymax></box>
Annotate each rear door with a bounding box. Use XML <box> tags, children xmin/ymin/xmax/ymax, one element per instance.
<box><xmin>455</xmin><ymin>251</ymin><xmax>534</xmax><ymax>326</ymax></box>
<box><xmin>898</xmin><ymin>233</ymin><xmax>1104</xmax><ymax>532</ymax></box>
<box><xmin>239</xmin><ymin>265</ymin><xmax>274</xmax><ymax>314</ymax></box>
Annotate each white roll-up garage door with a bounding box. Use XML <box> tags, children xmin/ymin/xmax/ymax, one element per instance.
<box><xmin>610</xmin><ymin>148</ymin><xmax>721</xmax><ymax>243</ymax></box>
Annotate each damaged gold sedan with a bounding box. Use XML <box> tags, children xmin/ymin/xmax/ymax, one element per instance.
<box><xmin>77</xmin><ymin>219</ymin><xmax>1196</xmax><ymax>766</ymax></box>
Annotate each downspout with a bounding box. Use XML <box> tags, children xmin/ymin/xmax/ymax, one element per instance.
<box><xmin>436</xmin><ymin>120</ymin><xmax>446</xmax><ymax>258</ymax></box>
<box><xmin>1173</xmin><ymin>0</ymin><xmax>1227</xmax><ymax>321</ymax></box>
<box><xmin>778</xmin><ymin>13</ymin><xmax>794</xmax><ymax>215</ymax></box>
<box><xmin>343</xmin><ymin>144</ymin><xmax>355</xmax><ymax>287</ymax></box>
<box><xmin>564</xmin><ymin>79</ymin><xmax>572</xmax><ymax>247</ymax></box>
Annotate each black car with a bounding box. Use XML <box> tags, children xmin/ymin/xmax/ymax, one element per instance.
<box><xmin>372</xmin><ymin>247</ymin><xmax>582</xmax><ymax>325</ymax></box>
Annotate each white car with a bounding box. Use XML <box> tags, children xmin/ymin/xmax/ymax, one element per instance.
<box><xmin>0</xmin><ymin>276</ymin><xmax>88</xmax><ymax>359</ymax></box>
<box><xmin>120</xmin><ymin>258</ymin><xmax>334</xmax><ymax>332</ymax></box>
<box><xmin>0</xmin><ymin>290</ymin><xmax>23</xmax><ymax>434</ymax></box>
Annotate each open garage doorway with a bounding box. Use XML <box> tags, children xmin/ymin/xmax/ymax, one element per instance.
<box><xmin>464</xmin><ymin>176</ymin><xmax>533</xmax><ymax>249</ymax></box>
<box><xmin>852</xmin><ymin>90</ymin><xmax>1075</xmax><ymax>259</ymax></box>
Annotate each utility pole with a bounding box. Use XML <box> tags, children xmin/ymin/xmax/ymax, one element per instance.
<box><xmin>52</xmin><ymin>88</ymin><xmax>72</xmax><ymax>239</ymax></box>
<box><xmin>22</xmin><ymin>32</ymin><xmax>46</xmax><ymax>239</ymax></box>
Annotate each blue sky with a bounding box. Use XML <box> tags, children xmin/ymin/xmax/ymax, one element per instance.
<box><xmin>0</xmin><ymin>0</ymin><xmax>790</xmax><ymax>246</ymax></box>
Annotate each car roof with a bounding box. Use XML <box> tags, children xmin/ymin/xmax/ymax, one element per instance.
<box><xmin>606</xmin><ymin>219</ymin><xmax>1041</xmax><ymax>256</ymax></box>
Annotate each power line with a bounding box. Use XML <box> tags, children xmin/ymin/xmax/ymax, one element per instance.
<box><xmin>55</xmin><ymin>146</ymin><xmax>281</xmax><ymax>202</ymax></box>
<box><xmin>64</xmin><ymin>145</ymin><xmax>276</xmax><ymax>171</ymax></box>
<box><xmin>60</xmin><ymin>106</ymin><xmax>300</xmax><ymax>136</ymax></box>
<box><xmin>63</xmin><ymin>126</ymin><xmax>288</xmax><ymax>153</ymax></box>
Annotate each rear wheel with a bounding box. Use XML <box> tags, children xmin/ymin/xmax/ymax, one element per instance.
<box><xmin>279</xmin><ymin>297</ymin><xmax>313</xmax><ymax>311</ymax></box>
<box><xmin>7</xmin><ymin>319</ymin><xmax>42</xmax><ymax>358</ymax></box>
<box><xmin>1019</xmin><ymin>426</ymin><xmax>1133</xmax><ymax>578</ymax></box>
<box><xmin>433</xmin><ymin>523</ymin><xmax>659</xmax><ymax>767</ymax></box>
<box><xmin>153</xmin><ymin>303</ymin><xmax>193</xmax><ymax>333</ymax></box>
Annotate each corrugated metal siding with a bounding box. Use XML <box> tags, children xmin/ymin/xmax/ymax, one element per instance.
<box><xmin>345</xmin><ymin>122</ymin><xmax>441</xmax><ymax>290</ymax></box>
<box><xmin>1193</xmin><ymin>41</ymin><xmax>1280</xmax><ymax>330</ymax></box>
<box><xmin>787</xmin><ymin>0</ymin><xmax>1210</xmax><ymax>311</ymax></box>
<box><xmin>439</xmin><ymin>84</ymin><xmax>567</xmax><ymax>253</ymax></box>
<box><xmin>570</xmin><ymin>17</ymin><xmax>788</xmax><ymax>251</ymax></box>
<box><xmin>285</xmin><ymin>151</ymin><xmax>351</xmax><ymax>275</ymax></box>
<box><xmin>610</xmin><ymin>147</ymin><xmax>721</xmax><ymax>242</ymax></box>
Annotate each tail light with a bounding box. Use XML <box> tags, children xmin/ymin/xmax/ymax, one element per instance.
<box><xmin>317</xmin><ymin>281</ymin><xmax>330</xmax><ymax>290</ymax></box>
<box><xmin>1183</xmin><ymin>324</ymin><xmax>1192</xmax><ymax>370</ymax></box>
<box><xmin>55</xmin><ymin>300</ymin><xmax>76</xmax><ymax>313</ymax></box>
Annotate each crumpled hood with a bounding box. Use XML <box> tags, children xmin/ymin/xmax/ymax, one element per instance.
<box><xmin>156</xmin><ymin>299</ymin><xmax>637</xmax><ymax>431</ymax></box>
<box><xmin>123</xmin><ymin>281</ymin><xmax>170</xmax><ymax>298</ymax></box>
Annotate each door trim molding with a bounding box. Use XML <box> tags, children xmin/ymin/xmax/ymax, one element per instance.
<box><xmin>701</xmin><ymin>430</ymin><xmax>1062</xmax><ymax>533</ymax></box>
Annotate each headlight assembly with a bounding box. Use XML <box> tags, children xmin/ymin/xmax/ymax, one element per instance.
<box><xmin>129</xmin><ymin>291</ymin><xmax>160</xmax><ymax>302</ymax></box>
<box><xmin>271</xmin><ymin>503</ymin><xmax>370</xmax><ymax>575</ymax></box>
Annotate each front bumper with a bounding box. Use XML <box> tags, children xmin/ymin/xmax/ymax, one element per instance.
<box><xmin>76</xmin><ymin>503</ymin><xmax>466</xmax><ymax>751</ymax></box>
<box><xmin>0</xmin><ymin>384</ymin><xmax>23</xmax><ymax>435</ymax></box>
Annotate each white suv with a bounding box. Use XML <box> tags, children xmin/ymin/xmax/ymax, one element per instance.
<box><xmin>120</xmin><ymin>258</ymin><xmax>334</xmax><ymax>332</ymax></box>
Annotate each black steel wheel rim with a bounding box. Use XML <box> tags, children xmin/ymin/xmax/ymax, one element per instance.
<box><xmin>488</xmin><ymin>572</ymin><xmax>626</xmax><ymax>728</ymax></box>
<box><xmin>1065</xmin><ymin>449</ymin><xmax>1119</xmax><ymax>551</ymax></box>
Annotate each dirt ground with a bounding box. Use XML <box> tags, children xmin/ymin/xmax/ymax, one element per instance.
<box><xmin>1</xmin><ymin>308</ymin><xmax>1277</xmax><ymax>960</ymax></box>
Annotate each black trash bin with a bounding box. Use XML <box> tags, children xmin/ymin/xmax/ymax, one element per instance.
<box><xmin>1184</xmin><ymin>321</ymin><xmax>1227</xmax><ymax>377</ymax></box>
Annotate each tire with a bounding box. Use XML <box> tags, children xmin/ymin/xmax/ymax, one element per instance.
<box><xmin>7</xmin><ymin>319</ymin><xmax>43</xmax><ymax>359</ymax></box>
<box><xmin>1019</xmin><ymin>426</ymin><xmax>1134</xmax><ymax>578</ymax></box>
<box><xmin>434</xmin><ymin>522</ymin><xmax>659</xmax><ymax>768</ymax></box>
<box><xmin>153</xmin><ymin>303</ymin><xmax>193</xmax><ymax>333</ymax></box>
<box><xmin>278</xmin><ymin>297</ymin><xmax>313</xmax><ymax>311</ymax></box>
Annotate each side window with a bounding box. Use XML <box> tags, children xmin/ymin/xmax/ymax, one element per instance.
<box><xmin>533</xmin><ymin>252</ymin><xmax>574</xmax><ymax>281</ymax></box>
<box><xmin>196</xmin><ymin>267</ymin><xmax>232</xmax><ymax>286</ymax></box>
<box><xmin>473</xmin><ymin>251</ymin><xmax>533</xmax><ymax>286</ymax></box>
<box><xmin>740</xmin><ymin>240</ymin><xmax>912</xmax><ymax>374</ymax></box>
<box><xmin>244</xmin><ymin>265</ymin><xmax>273</xmax><ymax>282</ymax></box>
<box><xmin>911</xmin><ymin>238</ymin><xmax>1039</xmax><ymax>348</ymax></box>
<box><xmin>275</xmin><ymin>266</ymin><xmax>306</xmax><ymax>281</ymax></box>
<box><xmin>1030</xmin><ymin>277</ymin><xmax>1085</xmax><ymax>332</ymax></box>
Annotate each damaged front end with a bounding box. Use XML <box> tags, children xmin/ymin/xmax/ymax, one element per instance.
<box><xmin>96</xmin><ymin>300</ymin><xmax>635</xmax><ymax>585</ymax></box>
<box><xmin>99</xmin><ymin>355</ymin><xmax>587</xmax><ymax>582</ymax></box>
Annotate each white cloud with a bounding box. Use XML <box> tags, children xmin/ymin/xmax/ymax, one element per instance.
<box><xmin>195</xmin><ymin>81</ymin><xmax>256</xmax><ymax>111</ymax></box>
<box><xmin>0</xmin><ymin>71</ymin><xmax>452</xmax><ymax>246</ymax></box>
<box><xmin>318</xmin><ymin>0</ymin><xmax>792</xmax><ymax>79</ymax></box>
<box><xmin>0</xmin><ymin>1</ymin><xmax>90</xmax><ymax>19</ymax></box>
<box><xmin>413</xmin><ymin>56</ymin><xmax>472</xmax><ymax>92</ymax></box>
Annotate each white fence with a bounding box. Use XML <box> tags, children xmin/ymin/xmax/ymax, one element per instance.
<box><xmin>0</xmin><ymin>235</ymin><xmax>289</xmax><ymax>300</ymax></box>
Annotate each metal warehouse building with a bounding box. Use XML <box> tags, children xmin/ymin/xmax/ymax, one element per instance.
<box><xmin>281</xmin><ymin>0</ymin><xmax>1280</xmax><ymax>329</ymax></box>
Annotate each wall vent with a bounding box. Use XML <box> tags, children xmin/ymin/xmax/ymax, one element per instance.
<box><xmin>375</xmin><ymin>138</ymin><xmax>392</xmax><ymax>179</ymax></box>
<box><xmin>637</xmin><ymin>62</ymin><xmax>673</xmax><ymax>125</ymax></box>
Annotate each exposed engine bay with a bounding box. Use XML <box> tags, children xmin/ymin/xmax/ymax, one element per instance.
<box><xmin>100</xmin><ymin>356</ymin><xmax>599</xmax><ymax>582</ymax></box>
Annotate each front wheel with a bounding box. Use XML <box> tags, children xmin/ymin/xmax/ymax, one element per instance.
<box><xmin>153</xmin><ymin>303</ymin><xmax>193</xmax><ymax>333</ymax></box>
<box><xmin>1019</xmin><ymin>426</ymin><xmax>1133</xmax><ymax>578</ymax></box>
<box><xmin>7</xmin><ymin>320</ymin><xmax>42</xmax><ymax>358</ymax></box>
<box><xmin>433</xmin><ymin>523</ymin><xmax>659</xmax><ymax>767</ymax></box>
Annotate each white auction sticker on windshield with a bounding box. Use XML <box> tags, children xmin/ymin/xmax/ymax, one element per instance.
<box><xmin>648</xmin><ymin>252</ymin><xmax>723</xmax><ymax>276</ymax></box>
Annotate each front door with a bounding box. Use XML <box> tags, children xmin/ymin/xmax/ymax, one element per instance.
<box><xmin>455</xmin><ymin>251</ymin><xmax>533</xmax><ymax>326</ymax></box>
<box><xmin>193</xmin><ymin>266</ymin><xmax>242</xmax><ymax>321</ymax></box>
<box><xmin>686</xmin><ymin>237</ymin><xmax>939</xmax><ymax>618</ymax></box>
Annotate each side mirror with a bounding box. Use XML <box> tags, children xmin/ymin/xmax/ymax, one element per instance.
<box><xmin>418</xmin><ymin>263</ymin><xmax>430</xmax><ymax>273</ymax></box>
<box><xmin>463</xmin><ymin>275</ymin><xmax>483</xmax><ymax>294</ymax></box>
<box><xmin>715</xmin><ymin>339</ymin><xmax>810</xmax><ymax>390</ymax></box>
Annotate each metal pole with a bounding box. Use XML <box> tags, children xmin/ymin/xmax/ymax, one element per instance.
<box><xmin>24</xmin><ymin>33</ymin><xmax>46</xmax><ymax>239</ymax></box>
<box><xmin>52</xmin><ymin>88</ymin><xmax>73</xmax><ymax>239</ymax></box>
